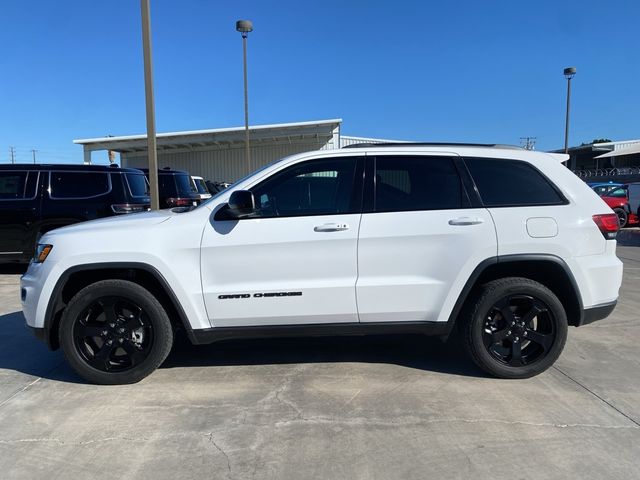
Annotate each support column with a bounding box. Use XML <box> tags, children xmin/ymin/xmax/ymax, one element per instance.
<box><xmin>83</xmin><ymin>148</ymin><xmax>92</xmax><ymax>165</ymax></box>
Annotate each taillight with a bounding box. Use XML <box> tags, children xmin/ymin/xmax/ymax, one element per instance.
<box><xmin>166</xmin><ymin>198</ymin><xmax>196</xmax><ymax>207</ymax></box>
<box><xmin>111</xmin><ymin>203</ymin><xmax>150</xmax><ymax>214</ymax></box>
<box><xmin>592</xmin><ymin>214</ymin><xmax>619</xmax><ymax>239</ymax></box>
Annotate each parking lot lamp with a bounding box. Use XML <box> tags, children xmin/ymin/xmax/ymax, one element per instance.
<box><xmin>236</xmin><ymin>19</ymin><xmax>253</xmax><ymax>173</ymax></box>
<box><xmin>563</xmin><ymin>67</ymin><xmax>576</xmax><ymax>155</ymax></box>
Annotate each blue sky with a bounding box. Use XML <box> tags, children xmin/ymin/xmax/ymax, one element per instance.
<box><xmin>0</xmin><ymin>0</ymin><xmax>638</xmax><ymax>164</ymax></box>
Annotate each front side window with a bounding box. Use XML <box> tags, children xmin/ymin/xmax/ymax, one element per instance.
<box><xmin>0</xmin><ymin>172</ymin><xmax>28</xmax><ymax>200</ymax></box>
<box><xmin>374</xmin><ymin>156</ymin><xmax>464</xmax><ymax>212</ymax></box>
<box><xmin>465</xmin><ymin>158</ymin><xmax>565</xmax><ymax>207</ymax></box>
<box><xmin>250</xmin><ymin>157</ymin><xmax>359</xmax><ymax>218</ymax></box>
<box><xmin>49</xmin><ymin>172</ymin><xmax>110</xmax><ymax>199</ymax></box>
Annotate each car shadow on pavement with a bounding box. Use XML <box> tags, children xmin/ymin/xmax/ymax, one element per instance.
<box><xmin>617</xmin><ymin>228</ymin><xmax>640</xmax><ymax>247</ymax></box>
<box><xmin>0</xmin><ymin>311</ymin><xmax>488</xmax><ymax>383</ymax></box>
<box><xmin>163</xmin><ymin>331</ymin><xmax>489</xmax><ymax>378</ymax></box>
<box><xmin>0</xmin><ymin>311</ymin><xmax>79</xmax><ymax>383</ymax></box>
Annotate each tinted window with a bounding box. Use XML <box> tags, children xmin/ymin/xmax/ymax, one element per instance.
<box><xmin>125</xmin><ymin>173</ymin><xmax>150</xmax><ymax>197</ymax></box>
<box><xmin>50</xmin><ymin>172</ymin><xmax>110</xmax><ymax>199</ymax></box>
<box><xmin>194</xmin><ymin>178</ymin><xmax>208</xmax><ymax>194</ymax></box>
<box><xmin>250</xmin><ymin>158</ymin><xmax>358</xmax><ymax>217</ymax></box>
<box><xmin>375</xmin><ymin>156</ymin><xmax>464</xmax><ymax>212</ymax></box>
<box><xmin>0</xmin><ymin>172</ymin><xmax>28</xmax><ymax>199</ymax></box>
<box><xmin>174</xmin><ymin>174</ymin><xmax>198</xmax><ymax>196</ymax></box>
<box><xmin>466</xmin><ymin>158</ymin><xmax>564</xmax><ymax>207</ymax></box>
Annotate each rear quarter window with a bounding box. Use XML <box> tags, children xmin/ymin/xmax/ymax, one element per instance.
<box><xmin>125</xmin><ymin>173</ymin><xmax>150</xmax><ymax>197</ymax></box>
<box><xmin>49</xmin><ymin>171</ymin><xmax>111</xmax><ymax>199</ymax></box>
<box><xmin>465</xmin><ymin>158</ymin><xmax>566</xmax><ymax>207</ymax></box>
<box><xmin>0</xmin><ymin>172</ymin><xmax>28</xmax><ymax>199</ymax></box>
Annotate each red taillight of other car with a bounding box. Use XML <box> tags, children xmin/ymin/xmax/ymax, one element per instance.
<box><xmin>166</xmin><ymin>197</ymin><xmax>195</xmax><ymax>207</ymax></box>
<box><xmin>592</xmin><ymin>213</ymin><xmax>620</xmax><ymax>239</ymax></box>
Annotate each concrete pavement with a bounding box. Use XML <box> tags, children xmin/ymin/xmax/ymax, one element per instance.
<box><xmin>0</xmin><ymin>234</ymin><xmax>639</xmax><ymax>479</ymax></box>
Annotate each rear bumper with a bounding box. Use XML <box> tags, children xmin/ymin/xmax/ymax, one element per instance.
<box><xmin>577</xmin><ymin>300</ymin><xmax>617</xmax><ymax>327</ymax></box>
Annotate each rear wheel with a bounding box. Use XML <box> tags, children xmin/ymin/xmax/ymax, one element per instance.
<box><xmin>613</xmin><ymin>208</ymin><xmax>628</xmax><ymax>228</ymax></box>
<box><xmin>461</xmin><ymin>277</ymin><xmax>567</xmax><ymax>379</ymax></box>
<box><xmin>59</xmin><ymin>280</ymin><xmax>173</xmax><ymax>385</ymax></box>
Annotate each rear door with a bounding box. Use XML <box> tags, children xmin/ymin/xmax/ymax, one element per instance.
<box><xmin>356</xmin><ymin>153</ymin><xmax>497</xmax><ymax>322</ymax></box>
<box><xmin>0</xmin><ymin>170</ymin><xmax>40</xmax><ymax>259</ymax></box>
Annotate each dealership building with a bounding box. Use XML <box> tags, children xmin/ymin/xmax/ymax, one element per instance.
<box><xmin>74</xmin><ymin>119</ymin><xmax>397</xmax><ymax>183</ymax></box>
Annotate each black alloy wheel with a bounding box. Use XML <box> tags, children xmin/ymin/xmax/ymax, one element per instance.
<box><xmin>59</xmin><ymin>279</ymin><xmax>173</xmax><ymax>384</ymax></box>
<box><xmin>461</xmin><ymin>277</ymin><xmax>568</xmax><ymax>379</ymax></box>
<box><xmin>73</xmin><ymin>296</ymin><xmax>154</xmax><ymax>373</ymax></box>
<box><xmin>481</xmin><ymin>295</ymin><xmax>555</xmax><ymax>368</ymax></box>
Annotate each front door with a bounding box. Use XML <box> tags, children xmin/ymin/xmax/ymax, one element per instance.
<box><xmin>200</xmin><ymin>156</ymin><xmax>364</xmax><ymax>327</ymax></box>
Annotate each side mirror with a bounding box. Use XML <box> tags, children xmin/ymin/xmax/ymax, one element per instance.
<box><xmin>227</xmin><ymin>190</ymin><xmax>256</xmax><ymax>218</ymax></box>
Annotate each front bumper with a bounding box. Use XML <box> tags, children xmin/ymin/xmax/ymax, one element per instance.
<box><xmin>577</xmin><ymin>300</ymin><xmax>618</xmax><ymax>327</ymax></box>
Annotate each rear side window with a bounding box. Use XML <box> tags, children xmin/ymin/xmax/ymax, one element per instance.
<box><xmin>465</xmin><ymin>158</ymin><xmax>565</xmax><ymax>207</ymax></box>
<box><xmin>174</xmin><ymin>174</ymin><xmax>198</xmax><ymax>196</ymax></box>
<box><xmin>0</xmin><ymin>172</ymin><xmax>28</xmax><ymax>199</ymax></box>
<box><xmin>125</xmin><ymin>173</ymin><xmax>150</xmax><ymax>197</ymax></box>
<box><xmin>374</xmin><ymin>156</ymin><xmax>464</xmax><ymax>212</ymax></box>
<box><xmin>49</xmin><ymin>172</ymin><xmax>110</xmax><ymax>199</ymax></box>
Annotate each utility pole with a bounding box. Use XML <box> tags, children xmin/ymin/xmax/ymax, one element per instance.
<box><xmin>31</xmin><ymin>149</ymin><xmax>37</xmax><ymax>164</ymax></box>
<box><xmin>563</xmin><ymin>67</ymin><xmax>576</xmax><ymax>154</ymax></box>
<box><xmin>140</xmin><ymin>0</ymin><xmax>160</xmax><ymax>210</ymax></box>
<box><xmin>519</xmin><ymin>137</ymin><xmax>536</xmax><ymax>151</ymax></box>
<box><xmin>9</xmin><ymin>146</ymin><xmax>15</xmax><ymax>164</ymax></box>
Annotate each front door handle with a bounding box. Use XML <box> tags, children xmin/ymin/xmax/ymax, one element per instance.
<box><xmin>448</xmin><ymin>217</ymin><xmax>484</xmax><ymax>226</ymax></box>
<box><xmin>314</xmin><ymin>223</ymin><xmax>350</xmax><ymax>232</ymax></box>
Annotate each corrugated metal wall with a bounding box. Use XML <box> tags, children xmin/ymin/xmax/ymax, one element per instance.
<box><xmin>122</xmin><ymin>140</ymin><xmax>332</xmax><ymax>183</ymax></box>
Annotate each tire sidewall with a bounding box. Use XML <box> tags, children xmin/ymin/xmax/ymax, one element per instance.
<box><xmin>59</xmin><ymin>280</ymin><xmax>173</xmax><ymax>385</ymax></box>
<box><xmin>467</xmin><ymin>280</ymin><xmax>568</xmax><ymax>379</ymax></box>
<box><xmin>613</xmin><ymin>208</ymin><xmax>628</xmax><ymax>228</ymax></box>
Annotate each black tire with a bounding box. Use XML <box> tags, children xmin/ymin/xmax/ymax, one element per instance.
<box><xmin>613</xmin><ymin>208</ymin><xmax>628</xmax><ymax>228</ymax></box>
<box><xmin>460</xmin><ymin>277</ymin><xmax>567</xmax><ymax>379</ymax></box>
<box><xmin>59</xmin><ymin>279</ymin><xmax>173</xmax><ymax>385</ymax></box>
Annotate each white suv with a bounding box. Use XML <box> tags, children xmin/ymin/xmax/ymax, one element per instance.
<box><xmin>21</xmin><ymin>144</ymin><xmax>624</xmax><ymax>384</ymax></box>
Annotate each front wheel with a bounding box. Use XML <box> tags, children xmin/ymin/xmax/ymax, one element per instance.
<box><xmin>59</xmin><ymin>280</ymin><xmax>173</xmax><ymax>385</ymax></box>
<box><xmin>460</xmin><ymin>277</ymin><xmax>568</xmax><ymax>379</ymax></box>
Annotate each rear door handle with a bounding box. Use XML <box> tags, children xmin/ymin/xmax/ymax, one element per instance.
<box><xmin>314</xmin><ymin>223</ymin><xmax>350</xmax><ymax>232</ymax></box>
<box><xmin>448</xmin><ymin>217</ymin><xmax>484</xmax><ymax>226</ymax></box>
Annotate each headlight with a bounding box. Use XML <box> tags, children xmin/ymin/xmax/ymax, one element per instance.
<box><xmin>33</xmin><ymin>244</ymin><xmax>53</xmax><ymax>263</ymax></box>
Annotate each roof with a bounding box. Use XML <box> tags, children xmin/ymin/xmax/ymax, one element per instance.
<box><xmin>74</xmin><ymin>119</ymin><xmax>342</xmax><ymax>153</ymax></box>
<box><xmin>594</xmin><ymin>142</ymin><xmax>640</xmax><ymax>159</ymax></box>
<box><xmin>0</xmin><ymin>163</ymin><xmax>142</xmax><ymax>172</ymax></box>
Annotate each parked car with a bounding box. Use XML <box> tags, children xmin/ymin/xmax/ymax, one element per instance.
<box><xmin>192</xmin><ymin>176</ymin><xmax>212</xmax><ymax>201</ymax></box>
<box><xmin>0</xmin><ymin>164</ymin><xmax>150</xmax><ymax>263</ymax></box>
<box><xmin>22</xmin><ymin>144</ymin><xmax>623</xmax><ymax>384</ymax></box>
<box><xmin>628</xmin><ymin>183</ymin><xmax>640</xmax><ymax>218</ymax></box>
<box><xmin>140</xmin><ymin>168</ymin><xmax>200</xmax><ymax>208</ymax></box>
<box><xmin>598</xmin><ymin>185</ymin><xmax>638</xmax><ymax>228</ymax></box>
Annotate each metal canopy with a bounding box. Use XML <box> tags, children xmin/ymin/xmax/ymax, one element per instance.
<box><xmin>74</xmin><ymin>119</ymin><xmax>342</xmax><ymax>154</ymax></box>
<box><xmin>594</xmin><ymin>142</ymin><xmax>640</xmax><ymax>159</ymax></box>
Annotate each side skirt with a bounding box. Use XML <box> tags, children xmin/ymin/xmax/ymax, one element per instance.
<box><xmin>187</xmin><ymin>321</ymin><xmax>452</xmax><ymax>345</ymax></box>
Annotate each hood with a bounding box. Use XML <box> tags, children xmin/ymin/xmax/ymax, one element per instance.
<box><xmin>49</xmin><ymin>209</ymin><xmax>174</xmax><ymax>236</ymax></box>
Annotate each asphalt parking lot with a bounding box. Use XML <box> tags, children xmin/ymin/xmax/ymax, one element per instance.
<box><xmin>1</xmin><ymin>233</ymin><xmax>639</xmax><ymax>480</ymax></box>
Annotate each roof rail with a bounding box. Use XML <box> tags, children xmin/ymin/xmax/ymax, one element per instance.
<box><xmin>342</xmin><ymin>142</ymin><xmax>523</xmax><ymax>150</ymax></box>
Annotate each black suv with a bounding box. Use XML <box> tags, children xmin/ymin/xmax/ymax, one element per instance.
<box><xmin>0</xmin><ymin>164</ymin><xmax>150</xmax><ymax>263</ymax></box>
<box><xmin>140</xmin><ymin>168</ymin><xmax>201</xmax><ymax>208</ymax></box>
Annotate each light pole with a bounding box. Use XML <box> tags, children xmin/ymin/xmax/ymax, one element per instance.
<box><xmin>563</xmin><ymin>66</ymin><xmax>576</xmax><ymax>155</ymax></box>
<box><xmin>236</xmin><ymin>19</ymin><xmax>253</xmax><ymax>173</ymax></box>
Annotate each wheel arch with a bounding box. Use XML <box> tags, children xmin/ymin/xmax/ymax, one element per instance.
<box><xmin>44</xmin><ymin>262</ymin><xmax>192</xmax><ymax>350</ymax></box>
<box><xmin>448</xmin><ymin>254</ymin><xmax>584</xmax><ymax>330</ymax></box>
